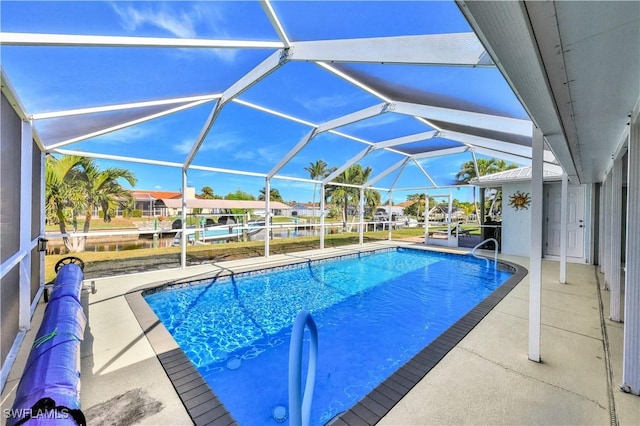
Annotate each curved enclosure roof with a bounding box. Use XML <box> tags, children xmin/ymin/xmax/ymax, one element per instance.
<box><xmin>0</xmin><ymin>0</ymin><xmax>557</xmax><ymax>198</ymax></box>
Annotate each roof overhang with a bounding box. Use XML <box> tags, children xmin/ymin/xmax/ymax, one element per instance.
<box><xmin>471</xmin><ymin>165</ymin><xmax>563</xmax><ymax>188</ymax></box>
<box><xmin>457</xmin><ymin>0</ymin><xmax>640</xmax><ymax>184</ymax></box>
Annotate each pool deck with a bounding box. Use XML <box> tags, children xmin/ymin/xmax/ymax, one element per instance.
<box><xmin>2</xmin><ymin>241</ymin><xmax>639</xmax><ymax>425</ymax></box>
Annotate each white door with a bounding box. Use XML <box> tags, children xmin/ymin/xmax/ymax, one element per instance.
<box><xmin>545</xmin><ymin>184</ymin><xmax>585</xmax><ymax>259</ymax></box>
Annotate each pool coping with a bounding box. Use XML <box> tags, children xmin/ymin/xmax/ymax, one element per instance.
<box><xmin>125</xmin><ymin>245</ymin><xmax>527</xmax><ymax>426</ymax></box>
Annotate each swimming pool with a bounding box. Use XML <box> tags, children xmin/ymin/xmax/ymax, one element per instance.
<box><xmin>144</xmin><ymin>247</ymin><xmax>514</xmax><ymax>425</ymax></box>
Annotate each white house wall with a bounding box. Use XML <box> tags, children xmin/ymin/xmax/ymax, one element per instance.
<box><xmin>501</xmin><ymin>182</ymin><xmax>532</xmax><ymax>257</ymax></box>
<box><xmin>501</xmin><ymin>181</ymin><xmax>591</xmax><ymax>262</ymax></box>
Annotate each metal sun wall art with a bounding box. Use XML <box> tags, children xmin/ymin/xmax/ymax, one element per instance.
<box><xmin>509</xmin><ymin>190</ymin><xmax>531</xmax><ymax>210</ymax></box>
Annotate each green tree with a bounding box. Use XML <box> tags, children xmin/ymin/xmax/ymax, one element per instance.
<box><xmin>258</xmin><ymin>187</ymin><xmax>284</xmax><ymax>203</ymax></box>
<box><xmin>404</xmin><ymin>193</ymin><xmax>426</xmax><ymax>218</ymax></box>
<box><xmin>225</xmin><ymin>189</ymin><xmax>255</xmax><ymax>200</ymax></box>
<box><xmin>455</xmin><ymin>158</ymin><xmax>518</xmax><ymax>222</ymax></box>
<box><xmin>304</xmin><ymin>160</ymin><xmax>330</xmax><ymax>220</ymax></box>
<box><xmin>225</xmin><ymin>189</ymin><xmax>255</xmax><ymax>215</ymax></box>
<box><xmin>46</xmin><ymin>155</ymin><xmax>137</xmax><ymax>252</ymax></box>
<box><xmin>327</xmin><ymin>164</ymin><xmax>380</xmax><ymax>230</ymax></box>
<box><xmin>79</xmin><ymin>160</ymin><xmax>137</xmax><ymax>250</ymax></box>
<box><xmin>45</xmin><ymin>155</ymin><xmax>86</xmax><ymax>250</ymax></box>
<box><xmin>457</xmin><ymin>201</ymin><xmax>475</xmax><ymax>222</ymax></box>
<box><xmin>200</xmin><ymin>186</ymin><xmax>215</xmax><ymax>199</ymax></box>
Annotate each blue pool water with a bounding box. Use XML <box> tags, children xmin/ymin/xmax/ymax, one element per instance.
<box><xmin>145</xmin><ymin>248</ymin><xmax>512</xmax><ymax>425</ymax></box>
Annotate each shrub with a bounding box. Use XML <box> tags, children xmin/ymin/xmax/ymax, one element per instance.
<box><xmin>122</xmin><ymin>209</ymin><xmax>142</xmax><ymax>218</ymax></box>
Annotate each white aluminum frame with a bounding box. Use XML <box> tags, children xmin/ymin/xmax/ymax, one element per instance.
<box><xmin>623</xmin><ymin>117</ymin><xmax>640</xmax><ymax>394</ymax></box>
<box><xmin>609</xmin><ymin>155</ymin><xmax>623</xmax><ymax>321</ymax></box>
<box><xmin>529</xmin><ymin>125</ymin><xmax>544</xmax><ymax>362</ymax></box>
<box><xmin>0</xmin><ymin>32</ymin><xmax>283</xmax><ymax>49</ymax></box>
<box><xmin>289</xmin><ymin>33</ymin><xmax>493</xmax><ymax>66</ymax></box>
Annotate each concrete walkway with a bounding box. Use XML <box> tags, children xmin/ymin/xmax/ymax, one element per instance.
<box><xmin>380</xmin><ymin>255</ymin><xmax>639</xmax><ymax>425</ymax></box>
<box><xmin>2</xmin><ymin>243</ymin><xmax>638</xmax><ymax>425</ymax></box>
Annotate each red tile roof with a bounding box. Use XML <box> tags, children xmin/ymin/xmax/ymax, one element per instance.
<box><xmin>131</xmin><ymin>190</ymin><xmax>182</xmax><ymax>200</ymax></box>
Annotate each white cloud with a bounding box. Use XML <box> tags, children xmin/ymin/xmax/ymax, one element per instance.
<box><xmin>233</xmin><ymin>146</ymin><xmax>281</xmax><ymax>164</ymax></box>
<box><xmin>154</xmin><ymin>185</ymin><xmax>162</xmax><ymax>189</ymax></box>
<box><xmin>111</xmin><ymin>2</ymin><xmax>237</xmax><ymax>62</ymax></box>
<box><xmin>173</xmin><ymin>131</ymin><xmax>244</xmax><ymax>155</ymax></box>
<box><xmin>297</xmin><ymin>94</ymin><xmax>354</xmax><ymax>112</ymax></box>
<box><xmin>234</xmin><ymin>150</ymin><xmax>256</xmax><ymax>161</ymax></box>
<box><xmin>257</xmin><ymin>147</ymin><xmax>278</xmax><ymax>163</ymax></box>
<box><xmin>172</xmin><ymin>139</ymin><xmax>195</xmax><ymax>155</ymax></box>
<box><xmin>112</xmin><ymin>3</ymin><xmax>197</xmax><ymax>38</ymax></box>
<box><xmin>92</xmin><ymin>125</ymin><xmax>155</xmax><ymax>144</ymax></box>
<box><xmin>344</xmin><ymin>112</ymin><xmax>401</xmax><ymax>130</ymax></box>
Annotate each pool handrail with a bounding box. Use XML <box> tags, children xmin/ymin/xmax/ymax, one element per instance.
<box><xmin>288</xmin><ymin>310</ymin><xmax>318</xmax><ymax>426</ymax></box>
<box><xmin>471</xmin><ymin>238</ymin><xmax>499</xmax><ymax>266</ymax></box>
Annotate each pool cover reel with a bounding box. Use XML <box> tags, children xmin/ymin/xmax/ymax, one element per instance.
<box><xmin>8</xmin><ymin>264</ymin><xmax>87</xmax><ymax>426</ymax></box>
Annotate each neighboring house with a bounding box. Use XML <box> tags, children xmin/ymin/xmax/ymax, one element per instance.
<box><xmin>289</xmin><ymin>203</ymin><xmax>328</xmax><ymax>217</ymax></box>
<box><xmin>131</xmin><ymin>189</ymin><xmax>184</xmax><ymax>217</ymax></box>
<box><xmin>131</xmin><ymin>187</ymin><xmax>291</xmax><ymax>217</ymax></box>
<box><xmin>375</xmin><ymin>205</ymin><xmax>404</xmax><ymax>217</ymax></box>
<box><xmin>428</xmin><ymin>206</ymin><xmax>466</xmax><ymax>222</ymax></box>
<box><xmin>472</xmin><ymin>165</ymin><xmax>595</xmax><ymax>263</ymax></box>
<box><xmin>158</xmin><ymin>198</ymin><xmax>291</xmax><ymax>217</ymax></box>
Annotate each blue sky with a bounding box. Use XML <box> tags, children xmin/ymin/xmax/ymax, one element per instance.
<box><xmin>1</xmin><ymin>1</ymin><xmax>529</xmax><ymax>204</ymax></box>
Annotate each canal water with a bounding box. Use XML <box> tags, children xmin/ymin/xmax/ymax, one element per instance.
<box><xmin>45</xmin><ymin>227</ymin><xmax>328</xmax><ymax>255</ymax></box>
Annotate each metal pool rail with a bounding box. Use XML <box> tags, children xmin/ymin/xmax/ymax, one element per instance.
<box><xmin>288</xmin><ymin>310</ymin><xmax>318</xmax><ymax>426</ymax></box>
<box><xmin>472</xmin><ymin>238</ymin><xmax>499</xmax><ymax>266</ymax></box>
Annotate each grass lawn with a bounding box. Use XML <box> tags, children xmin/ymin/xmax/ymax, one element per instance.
<box><xmin>46</xmin><ymin>217</ymin><xmax>142</xmax><ymax>232</ymax></box>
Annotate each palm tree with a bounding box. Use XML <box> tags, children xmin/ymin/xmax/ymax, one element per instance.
<box><xmin>45</xmin><ymin>155</ymin><xmax>87</xmax><ymax>250</ymax></box>
<box><xmin>79</xmin><ymin>160</ymin><xmax>137</xmax><ymax>251</ymax></box>
<box><xmin>328</xmin><ymin>164</ymin><xmax>379</xmax><ymax>230</ymax></box>
<box><xmin>405</xmin><ymin>193</ymin><xmax>426</xmax><ymax>218</ymax></box>
<box><xmin>200</xmin><ymin>186</ymin><xmax>215</xmax><ymax>199</ymax></box>
<box><xmin>258</xmin><ymin>187</ymin><xmax>284</xmax><ymax>202</ymax></box>
<box><xmin>455</xmin><ymin>158</ymin><xmax>518</xmax><ymax>222</ymax></box>
<box><xmin>305</xmin><ymin>160</ymin><xmax>329</xmax><ymax>221</ymax></box>
<box><xmin>46</xmin><ymin>155</ymin><xmax>137</xmax><ymax>252</ymax></box>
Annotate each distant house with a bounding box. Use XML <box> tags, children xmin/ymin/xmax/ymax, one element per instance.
<box><xmin>130</xmin><ymin>187</ymin><xmax>291</xmax><ymax>217</ymax></box>
<box><xmin>397</xmin><ymin>200</ymin><xmax>414</xmax><ymax>210</ymax></box>
<box><xmin>130</xmin><ymin>189</ymin><xmax>184</xmax><ymax>217</ymax></box>
<box><xmin>289</xmin><ymin>203</ymin><xmax>328</xmax><ymax>217</ymax></box>
<box><xmin>375</xmin><ymin>205</ymin><xmax>405</xmax><ymax>217</ymax></box>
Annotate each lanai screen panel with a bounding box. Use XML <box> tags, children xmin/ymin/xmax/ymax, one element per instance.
<box><xmin>0</xmin><ymin>1</ymin><xmax>278</xmax><ymax>39</ymax></box>
<box><xmin>0</xmin><ymin>0</ymin><xmax>538</xmax><ymax>201</ymax></box>
<box><xmin>335</xmin><ymin>113</ymin><xmax>432</xmax><ymax>144</ymax></box>
<box><xmin>395</xmin><ymin>138</ymin><xmax>464</xmax><ymax>156</ymax></box>
<box><xmin>272</xmin><ymin>1</ymin><xmax>471</xmax><ymax>39</ymax></box>
<box><xmin>1</xmin><ymin>46</ymin><xmax>270</xmax><ymax>112</ymax></box>
<box><xmin>237</xmin><ymin>61</ymin><xmax>382</xmax><ymax>125</ymax></box>
<box><xmin>192</xmin><ymin>101</ymin><xmax>314</xmax><ymax>175</ymax></box>
<box><xmin>276</xmin><ymin>131</ymin><xmax>384</xmax><ymax>178</ymax></box>
<box><xmin>59</xmin><ymin>103</ymin><xmax>217</xmax><ymax>163</ymax></box>
<box><xmin>34</xmin><ymin>101</ymin><xmax>217</xmax><ymax>148</ymax></box>
<box><xmin>339</xmin><ymin>63</ymin><xmax>529</xmax><ymax>120</ymax></box>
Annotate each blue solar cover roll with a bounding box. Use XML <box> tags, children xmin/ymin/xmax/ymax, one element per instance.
<box><xmin>49</xmin><ymin>264</ymin><xmax>83</xmax><ymax>304</ymax></box>
<box><xmin>7</xmin><ymin>264</ymin><xmax>86</xmax><ymax>426</ymax></box>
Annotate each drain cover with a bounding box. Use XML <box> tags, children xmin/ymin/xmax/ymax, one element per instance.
<box><xmin>273</xmin><ymin>405</ymin><xmax>287</xmax><ymax>422</ymax></box>
<box><xmin>226</xmin><ymin>358</ymin><xmax>241</xmax><ymax>370</ymax></box>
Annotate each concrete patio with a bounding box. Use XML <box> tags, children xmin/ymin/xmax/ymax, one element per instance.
<box><xmin>2</xmin><ymin>242</ymin><xmax>638</xmax><ymax>425</ymax></box>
